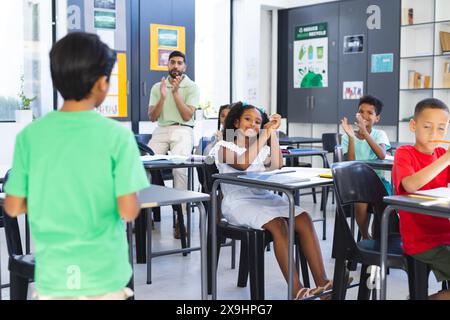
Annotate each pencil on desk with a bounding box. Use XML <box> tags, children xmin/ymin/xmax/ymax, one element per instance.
<box><xmin>408</xmin><ymin>194</ymin><xmax>439</xmax><ymax>201</ymax></box>
<box><xmin>430</xmin><ymin>139</ymin><xmax>450</xmax><ymax>144</ymax></box>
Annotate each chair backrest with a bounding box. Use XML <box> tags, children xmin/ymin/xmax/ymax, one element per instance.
<box><xmin>135</xmin><ymin>137</ymin><xmax>155</xmax><ymax>156</ymax></box>
<box><xmin>332</xmin><ymin>162</ymin><xmax>389</xmax><ymax>240</ymax></box>
<box><xmin>322</xmin><ymin>133</ymin><xmax>341</xmax><ymax>153</ymax></box>
<box><xmin>278</xmin><ymin>131</ymin><xmax>288</xmax><ymax>139</ymax></box>
<box><xmin>2</xmin><ymin>170</ymin><xmax>24</xmax><ymax>257</ymax></box>
<box><xmin>200</xmin><ymin>136</ymin><xmax>214</xmax><ymax>155</ymax></box>
<box><xmin>135</xmin><ymin>134</ymin><xmax>152</xmax><ymax>145</ymax></box>
<box><xmin>334</xmin><ymin>145</ymin><xmax>344</xmax><ymax>162</ymax></box>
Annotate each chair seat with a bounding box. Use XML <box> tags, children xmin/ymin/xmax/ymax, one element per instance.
<box><xmin>357</xmin><ymin>235</ymin><xmax>407</xmax><ymax>270</ymax></box>
<box><xmin>9</xmin><ymin>254</ymin><xmax>35</xmax><ymax>280</ymax></box>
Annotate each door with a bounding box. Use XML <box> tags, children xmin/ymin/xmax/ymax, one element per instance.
<box><xmin>139</xmin><ymin>0</ymin><xmax>196</xmax><ymax>121</ymax></box>
<box><xmin>286</xmin><ymin>2</ymin><xmax>339</xmax><ymax>124</ymax></box>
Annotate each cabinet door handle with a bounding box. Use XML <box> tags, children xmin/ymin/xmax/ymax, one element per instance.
<box><xmin>311</xmin><ymin>96</ymin><xmax>315</xmax><ymax>109</ymax></box>
<box><xmin>142</xmin><ymin>81</ymin><xmax>147</xmax><ymax>96</ymax></box>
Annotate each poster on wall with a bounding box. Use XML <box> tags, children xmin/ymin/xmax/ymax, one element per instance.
<box><xmin>94</xmin><ymin>10</ymin><xmax>116</xmax><ymax>29</ymax></box>
<box><xmin>293</xmin><ymin>23</ymin><xmax>328</xmax><ymax>88</ymax></box>
<box><xmin>150</xmin><ymin>24</ymin><xmax>186</xmax><ymax>71</ymax></box>
<box><xmin>94</xmin><ymin>0</ymin><xmax>115</xmax><ymax>10</ymax></box>
<box><xmin>97</xmin><ymin>52</ymin><xmax>128</xmax><ymax>117</ymax></box>
<box><xmin>343</xmin><ymin>35</ymin><xmax>364</xmax><ymax>54</ymax></box>
<box><xmin>371</xmin><ymin>53</ymin><xmax>394</xmax><ymax>73</ymax></box>
<box><xmin>343</xmin><ymin>81</ymin><xmax>364</xmax><ymax>100</ymax></box>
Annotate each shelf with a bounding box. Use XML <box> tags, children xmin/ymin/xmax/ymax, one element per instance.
<box><xmin>401</xmin><ymin>21</ymin><xmax>435</xmax><ymax>28</ymax></box>
<box><xmin>435</xmin><ymin>20</ymin><xmax>450</xmax><ymax>25</ymax></box>
<box><xmin>400</xmin><ymin>88</ymin><xmax>433</xmax><ymax>91</ymax></box>
<box><xmin>435</xmin><ymin>54</ymin><xmax>450</xmax><ymax>59</ymax></box>
<box><xmin>400</xmin><ymin>55</ymin><xmax>434</xmax><ymax>60</ymax></box>
<box><xmin>401</xmin><ymin>22</ymin><xmax>434</xmax><ymax>30</ymax></box>
<box><xmin>433</xmin><ymin>88</ymin><xmax>450</xmax><ymax>90</ymax></box>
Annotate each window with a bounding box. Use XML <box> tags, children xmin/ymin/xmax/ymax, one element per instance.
<box><xmin>195</xmin><ymin>0</ymin><xmax>231</xmax><ymax>118</ymax></box>
<box><xmin>0</xmin><ymin>0</ymin><xmax>53</xmax><ymax>121</ymax></box>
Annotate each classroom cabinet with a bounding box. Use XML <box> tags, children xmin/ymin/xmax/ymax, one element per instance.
<box><xmin>278</xmin><ymin>0</ymin><xmax>400</xmax><ymax>126</ymax></box>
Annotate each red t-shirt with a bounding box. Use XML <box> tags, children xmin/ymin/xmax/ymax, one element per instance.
<box><xmin>393</xmin><ymin>145</ymin><xmax>450</xmax><ymax>255</ymax></box>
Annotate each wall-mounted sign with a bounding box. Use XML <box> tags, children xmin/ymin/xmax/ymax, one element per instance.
<box><xmin>293</xmin><ymin>22</ymin><xmax>328</xmax><ymax>88</ymax></box>
<box><xmin>371</xmin><ymin>53</ymin><xmax>394</xmax><ymax>73</ymax></box>
<box><xmin>94</xmin><ymin>0</ymin><xmax>115</xmax><ymax>10</ymax></box>
<box><xmin>343</xmin><ymin>81</ymin><xmax>364</xmax><ymax>100</ymax></box>
<box><xmin>97</xmin><ymin>52</ymin><xmax>128</xmax><ymax>117</ymax></box>
<box><xmin>150</xmin><ymin>24</ymin><xmax>186</xmax><ymax>71</ymax></box>
<box><xmin>343</xmin><ymin>35</ymin><xmax>364</xmax><ymax>54</ymax></box>
<box><xmin>94</xmin><ymin>10</ymin><xmax>116</xmax><ymax>29</ymax></box>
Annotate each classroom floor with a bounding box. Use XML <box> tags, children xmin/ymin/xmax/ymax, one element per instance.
<box><xmin>0</xmin><ymin>189</ymin><xmax>443</xmax><ymax>300</ymax></box>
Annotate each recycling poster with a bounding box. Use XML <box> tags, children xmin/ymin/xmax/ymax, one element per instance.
<box><xmin>293</xmin><ymin>23</ymin><xmax>328</xmax><ymax>88</ymax></box>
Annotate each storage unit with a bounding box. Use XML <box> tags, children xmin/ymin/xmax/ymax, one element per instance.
<box><xmin>399</xmin><ymin>0</ymin><xmax>450</xmax><ymax>142</ymax></box>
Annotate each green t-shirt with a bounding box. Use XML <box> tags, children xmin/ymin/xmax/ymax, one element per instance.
<box><xmin>149</xmin><ymin>75</ymin><xmax>200</xmax><ymax>127</ymax></box>
<box><xmin>4</xmin><ymin>110</ymin><xmax>150</xmax><ymax>297</ymax></box>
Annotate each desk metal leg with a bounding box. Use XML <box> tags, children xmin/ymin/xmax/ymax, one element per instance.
<box><xmin>197</xmin><ymin>201</ymin><xmax>208</xmax><ymax>300</ymax></box>
<box><xmin>187</xmin><ymin>167</ymin><xmax>193</xmax><ymax>248</ymax></box>
<box><xmin>211</xmin><ymin>180</ymin><xmax>220</xmax><ymax>300</ymax></box>
<box><xmin>286</xmin><ymin>191</ymin><xmax>296</xmax><ymax>300</ymax></box>
<box><xmin>135</xmin><ymin>209</ymin><xmax>147</xmax><ymax>263</ymax></box>
<box><xmin>126</xmin><ymin>222</ymin><xmax>135</xmax><ymax>299</ymax></box>
<box><xmin>25</xmin><ymin>215</ymin><xmax>30</xmax><ymax>254</ymax></box>
<box><xmin>380</xmin><ymin>206</ymin><xmax>395</xmax><ymax>300</ymax></box>
<box><xmin>147</xmin><ymin>208</ymin><xmax>153</xmax><ymax>284</ymax></box>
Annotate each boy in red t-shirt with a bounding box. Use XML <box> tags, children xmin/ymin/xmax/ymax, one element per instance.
<box><xmin>393</xmin><ymin>98</ymin><xmax>450</xmax><ymax>300</ymax></box>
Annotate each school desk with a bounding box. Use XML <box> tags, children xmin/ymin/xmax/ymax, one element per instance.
<box><xmin>209</xmin><ymin>168</ymin><xmax>332</xmax><ymax>300</ymax></box>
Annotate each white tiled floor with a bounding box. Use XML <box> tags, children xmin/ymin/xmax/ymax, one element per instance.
<box><xmin>0</xmin><ymin>190</ymin><xmax>443</xmax><ymax>300</ymax></box>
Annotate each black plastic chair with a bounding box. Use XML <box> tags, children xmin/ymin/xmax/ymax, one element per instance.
<box><xmin>331</xmin><ymin>162</ymin><xmax>431</xmax><ymax>300</ymax></box>
<box><xmin>2</xmin><ymin>170</ymin><xmax>35</xmax><ymax>300</ymax></box>
<box><xmin>204</xmin><ymin>163</ymin><xmax>310</xmax><ymax>300</ymax></box>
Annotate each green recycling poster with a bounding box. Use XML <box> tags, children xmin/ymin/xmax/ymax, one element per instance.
<box><xmin>293</xmin><ymin>23</ymin><xmax>328</xmax><ymax>88</ymax></box>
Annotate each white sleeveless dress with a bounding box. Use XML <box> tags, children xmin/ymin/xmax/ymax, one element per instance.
<box><xmin>209</xmin><ymin>140</ymin><xmax>304</xmax><ymax>230</ymax></box>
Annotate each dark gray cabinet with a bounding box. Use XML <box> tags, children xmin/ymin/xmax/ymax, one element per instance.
<box><xmin>284</xmin><ymin>2</ymin><xmax>340</xmax><ymax>124</ymax></box>
<box><xmin>278</xmin><ymin>0</ymin><xmax>400</xmax><ymax>126</ymax></box>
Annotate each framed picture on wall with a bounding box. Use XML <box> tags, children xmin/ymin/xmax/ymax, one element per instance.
<box><xmin>94</xmin><ymin>0</ymin><xmax>116</xmax><ymax>10</ymax></box>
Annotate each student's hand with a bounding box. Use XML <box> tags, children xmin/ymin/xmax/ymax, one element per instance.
<box><xmin>160</xmin><ymin>77</ymin><xmax>167</xmax><ymax>99</ymax></box>
<box><xmin>171</xmin><ymin>76</ymin><xmax>182</xmax><ymax>94</ymax></box>
<box><xmin>355</xmin><ymin>113</ymin><xmax>368</xmax><ymax>136</ymax></box>
<box><xmin>267</xmin><ymin>114</ymin><xmax>282</xmax><ymax>130</ymax></box>
<box><xmin>341</xmin><ymin>117</ymin><xmax>355</xmax><ymax>138</ymax></box>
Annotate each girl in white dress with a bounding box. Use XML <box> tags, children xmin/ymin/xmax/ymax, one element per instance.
<box><xmin>209</xmin><ymin>102</ymin><xmax>332</xmax><ymax>299</ymax></box>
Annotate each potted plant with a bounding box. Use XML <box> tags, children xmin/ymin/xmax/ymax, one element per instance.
<box><xmin>15</xmin><ymin>75</ymin><xmax>35</xmax><ymax>123</ymax></box>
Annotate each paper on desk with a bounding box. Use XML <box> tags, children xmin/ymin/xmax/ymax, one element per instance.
<box><xmin>385</xmin><ymin>155</ymin><xmax>394</xmax><ymax>161</ymax></box>
<box><xmin>140</xmin><ymin>154</ymin><xmax>189</xmax><ymax>162</ymax></box>
<box><xmin>415</xmin><ymin>187</ymin><xmax>450</xmax><ymax>199</ymax></box>
<box><xmin>278</xmin><ymin>167</ymin><xmax>331</xmax><ymax>179</ymax></box>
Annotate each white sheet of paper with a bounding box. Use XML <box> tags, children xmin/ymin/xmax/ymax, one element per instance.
<box><xmin>415</xmin><ymin>187</ymin><xmax>450</xmax><ymax>199</ymax></box>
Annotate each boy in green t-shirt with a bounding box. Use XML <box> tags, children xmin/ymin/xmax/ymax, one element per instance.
<box><xmin>4</xmin><ymin>32</ymin><xmax>149</xmax><ymax>299</ymax></box>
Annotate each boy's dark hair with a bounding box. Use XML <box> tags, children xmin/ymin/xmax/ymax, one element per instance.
<box><xmin>168</xmin><ymin>50</ymin><xmax>186</xmax><ymax>63</ymax></box>
<box><xmin>217</xmin><ymin>104</ymin><xmax>231</xmax><ymax>130</ymax></box>
<box><xmin>414</xmin><ymin>98</ymin><xmax>449</xmax><ymax>118</ymax></box>
<box><xmin>222</xmin><ymin>102</ymin><xmax>266</xmax><ymax>140</ymax></box>
<box><xmin>50</xmin><ymin>32</ymin><xmax>116</xmax><ymax>101</ymax></box>
<box><xmin>358</xmin><ymin>95</ymin><xmax>384</xmax><ymax>115</ymax></box>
